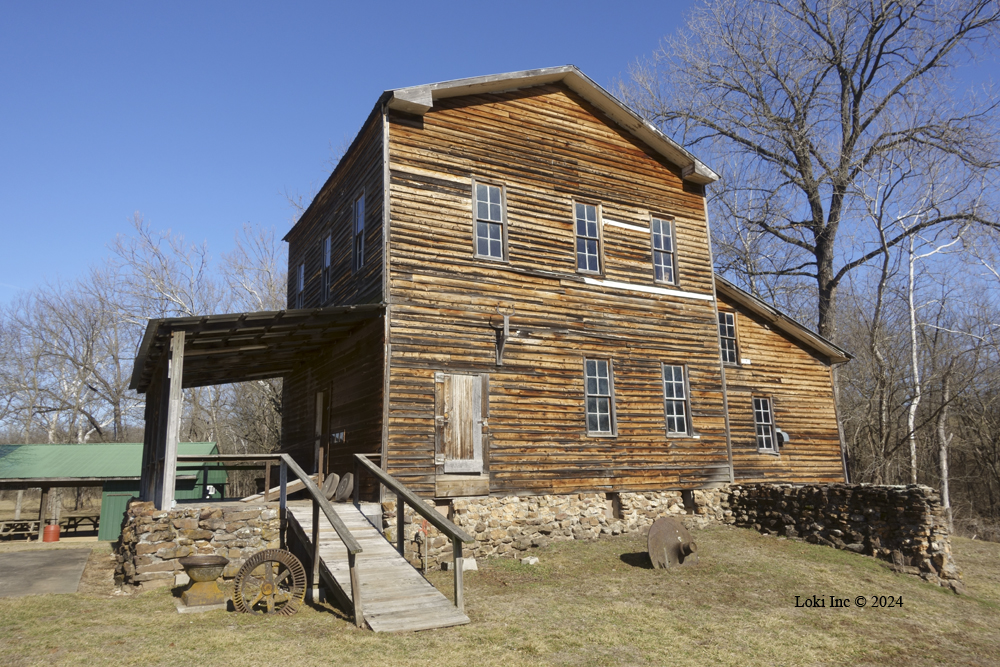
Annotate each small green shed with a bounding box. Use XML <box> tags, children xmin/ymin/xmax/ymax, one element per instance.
<box><xmin>0</xmin><ymin>442</ymin><xmax>225</xmax><ymax>541</ymax></box>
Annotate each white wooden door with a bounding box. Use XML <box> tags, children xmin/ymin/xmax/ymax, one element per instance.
<box><xmin>435</xmin><ymin>373</ymin><xmax>487</xmax><ymax>474</ymax></box>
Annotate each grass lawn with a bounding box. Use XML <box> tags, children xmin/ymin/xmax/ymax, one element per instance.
<box><xmin>2</xmin><ymin>524</ymin><xmax>998</xmax><ymax>666</ymax></box>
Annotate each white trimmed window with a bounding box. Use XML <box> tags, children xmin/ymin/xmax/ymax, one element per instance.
<box><xmin>321</xmin><ymin>234</ymin><xmax>332</xmax><ymax>303</ymax></box>
<box><xmin>754</xmin><ymin>397</ymin><xmax>776</xmax><ymax>452</ymax></box>
<box><xmin>662</xmin><ymin>364</ymin><xmax>690</xmax><ymax>435</ymax></box>
<box><xmin>719</xmin><ymin>312</ymin><xmax>738</xmax><ymax>364</ymax></box>
<box><xmin>575</xmin><ymin>202</ymin><xmax>601</xmax><ymax>273</ymax></box>
<box><xmin>651</xmin><ymin>217</ymin><xmax>677</xmax><ymax>284</ymax></box>
<box><xmin>474</xmin><ymin>182</ymin><xmax>505</xmax><ymax>260</ymax></box>
<box><xmin>353</xmin><ymin>193</ymin><xmax>365</xmax><ymax>272</ymax></box>
<box><xmin>294</xmin><ymin>262</ymin><xmax>305</xmax><ymax>309</ymax></box>
<box><xmin>584</xmin><ymin>358</ymin><xmax>615</xmax><ymax>435</ymax></box>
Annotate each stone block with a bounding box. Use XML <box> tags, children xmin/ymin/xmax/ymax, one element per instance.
<box><xmin>172</xmin><ymin>518</ymin><xmax>199</xmax><ymax>530</ymax></box>
<box><xmin>223</xmin><ymin>510</ymin><xmax>260</xmax><ymax>522</ymax></box>
<box><xmin>135</xmin><ymin>542</ymin><xmax>161</xmax><ymax>556</ymax></box>
<box><xmin>136</xmin><ymin>560</ymin><xmax>179</xmax><ymax>574</ymax></box>
<box><xmin>178</xmin><ymin>529</ymin><xmax>214</xmax><ymax>541</ymax></box>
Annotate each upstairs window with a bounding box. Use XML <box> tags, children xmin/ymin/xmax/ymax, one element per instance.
<box><xmin>584</xmin><ymin>358</ymin><xmax>615</xmax><ymax>435</ymax></box>
<box><xmin>321</xmin><ymin>234</ymin><xmax>332</xmax><ymax>304</ymax></box>
<box><xmin>719</xmin><ymin>311</ymin><xmax>738</xmax><ymax>364</ymax></box>
<box><xmin>353</xmin><ymin>193</ymin><xmax>365</xmax><ymax>272</ymax></box>
<box><xmin>662</xmin><ymin>364</ymin><xmax>690</xmax><ymax>435</ymax></box>
<box><xmin>651</xmin><ymin>217</ymin><xmax>677</xmax><ymax>284</ymax></box>
<box><xmin>294</xmin><ymin>262</ymin><xmax>305</xmax><ymax>309</ymax></box>
<box><xmin>753</xmin><ymin>397</ymin><xmax>776</xmax><ymax>452</ymax></box>
<box><xmin>575</xmin><ymin>202</ymin><xmax>601</xmax><ymax>273</ymax></box>
<box><xmin>474</xmin><ymin>182</ymin><xmax>506</xmax><ymax>260</ymax></box>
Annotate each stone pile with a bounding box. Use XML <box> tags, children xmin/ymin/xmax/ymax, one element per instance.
<box><xmin>728</xmin><ymin>483</ymin><xmax>963</xmax><ymax>593</ymax></box>
<box><xmin>380</xmin><ymin>490</ymin><xmax>730</xmax><ymax>569</ymax></box>
<box><xmin>115</xmin><ymin>501</ymin><xmax>280</xmax><ymax>589</ymax></box>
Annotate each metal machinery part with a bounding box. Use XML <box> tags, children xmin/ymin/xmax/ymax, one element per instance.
<box><xmin>232</xmin><ymin>549</ymin><xmax>307</xmax><ymax>615</ymax></box>
<box><xmin>647</xmin><ymin>516</ymin><xmax>698</xmax><ymax>569</ymax></box>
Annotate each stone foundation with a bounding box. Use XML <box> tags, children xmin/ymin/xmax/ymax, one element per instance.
<box><xmin>380</xmin><ymin>489</ymin><xmax>729</xmax><ymax>570</ymax></box>
<box><xmin>114</xmin><ymin>501</ymin><xmax>280</xmax><ymax>589</ymax></box>
<box><xmin>728</xmin><ymin>483</ymin><xmax>963</xmax><ymax>593</ymax></box>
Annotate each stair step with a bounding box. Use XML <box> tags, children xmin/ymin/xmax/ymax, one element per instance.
<box><xmin>286</xmin><ymin>500</ymin><xmax>470</xmax><ymax>633</ymax></box>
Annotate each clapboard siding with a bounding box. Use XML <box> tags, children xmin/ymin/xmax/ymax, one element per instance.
<box><xmin>286</xmin><ymin>111</ymin><xmax>385</xmax><ymax>309</ymax></box>
<box><xmin>719</xmin><ymin>294</ymin><xmax>846</xmax><ymax>484</ymax></box>
<box><xmin>385</xmin><ymin>83</ymin><xmax>729</xmax><ymax>496</ymax></box>
<box><xmin>281</xmin><ymin>316</ymin><xmax>385</xmax><ymax>477</ymax></box>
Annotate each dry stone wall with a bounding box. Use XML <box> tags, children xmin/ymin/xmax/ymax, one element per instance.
<box><xmin>728</xmin><ymin>483</ymin><xmax>963</xmax><ymax>592</ymax></box>
<box><xmin>380</xmin><ymin>490</ymin><xmax>730</xmax><ymax>569</ymax></box>
<box><xmin>115</xmin><ymin>500</ymin><xmax>280</xmax><ymax>589</ymax></box>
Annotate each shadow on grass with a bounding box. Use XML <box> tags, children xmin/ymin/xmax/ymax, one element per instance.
<box><xmin>619</xmin><ymin>552</ymin><xmax>653</xmax><ymax>569</ymax></box>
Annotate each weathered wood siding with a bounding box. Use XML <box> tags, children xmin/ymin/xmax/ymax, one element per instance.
<box><xmin>719</xmin><ymin>294</ymin><xmax>846</xmax><ymax>483</ymax></box>
<box><xmin>385</xmin><ymin>84</ymin><xmax>730</xmax><ymax>497</ymax></box>
<box><xmin>285</xmin><ymin>110</ymin><xmax>385</xmax><ymax>309</ymax></box>
<box><xmin>281</xmin><ymin>316</ymin><xmax>385</xmax><ymax>476</ymax></box>
<box><xmin>281</xmin><ymin>110</ymin><xmax>386</xmax><ymax>474</ymax></box>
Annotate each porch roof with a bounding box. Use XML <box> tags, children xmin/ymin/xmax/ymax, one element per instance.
<box><xmin>129</xmin><ymin>303</ymin><xmax>384</xmax><ymax>393</ymax></box>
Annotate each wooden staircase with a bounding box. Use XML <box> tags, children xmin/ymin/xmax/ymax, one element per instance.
<box><xmin>285</xmin><ymin>500</ymin><xmax>470</xmax><ymax>632</ymax></box>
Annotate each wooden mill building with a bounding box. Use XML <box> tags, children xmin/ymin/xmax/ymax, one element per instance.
<box><xmin>276</xmin><ymin>65</ymin><xmax>850</xmax><ymax>501</ymax></box>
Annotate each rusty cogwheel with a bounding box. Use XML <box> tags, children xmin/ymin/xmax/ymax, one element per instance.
<box><xmin>232</xmin><ymin>549</ymin><xmax>307</xmax><ymax>616</ymax></box>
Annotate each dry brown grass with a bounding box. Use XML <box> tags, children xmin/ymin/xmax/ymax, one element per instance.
<box><xmin>1</xmin><ymin>525</ymin><xmax>998</xmax><ymax>666</ymax></box>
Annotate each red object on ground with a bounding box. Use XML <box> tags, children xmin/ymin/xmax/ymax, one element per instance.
<box><xmin>42</xmin><ymin>524</ymin><xmax>60</xmax><ymax>542</ymax></box>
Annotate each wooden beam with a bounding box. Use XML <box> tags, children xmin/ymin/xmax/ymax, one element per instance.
<box><xmin>37</xmin><ymin>487</ymin><xmax>49</xmax><ymax>540</ymax></box>
<box><xmin>158</xmin><ymin>331</ymin><xmax>185</xmax><ymax>510</ymax></box>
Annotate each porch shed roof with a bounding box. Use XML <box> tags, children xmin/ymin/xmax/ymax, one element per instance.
<box><xmin>129</xmin><ymin>303</ymin><xmax>384</xmax><ymax>393</ymax></box>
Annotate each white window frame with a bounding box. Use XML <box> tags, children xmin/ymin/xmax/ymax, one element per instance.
<box><xmin>353</xmin><ymin>193</ymin><xmax>365</xmax><ymax>273</ymax></box>
<box><xmin>719</xmin><ymin>311</ymin><xmax>738</xmax><ymax>365</ymax></box>
<box><xmin>662</xmin><ymin>363</ymin><xmax>691</xmax><ymax>436</ymax></box>
<box><xmin>651</xmin><ymin>216</ymin><xmax>677</xmax><ymax>285</ymax></box>
<box><xmin>753</xmin><ymin>396</ymin><xmax>777</xmax><ymax>453</ymax></box>
<box><xmin>584</xmin><ymin>358</ymin><xmax>616</xmax><ymax>436</ymax></box>
<box><xmin>574</xmin><ymin>201</ymin><xmax>602</xmax><ymax>274</ymax></box>
<box><xmin>473</xmin><ymin>180</ymin><xmax>507</xmax><ymax>261</ymax></box>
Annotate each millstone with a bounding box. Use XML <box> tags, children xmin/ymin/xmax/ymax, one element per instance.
<box><xmin>647</xmin><ymin>516</ymin><xmax>698</xmax><ymax>568</ymax></box>
<box><xmin>322</xmin><ymin>473</ymin><xmax>340</xmax><ymax>501</ymax></box>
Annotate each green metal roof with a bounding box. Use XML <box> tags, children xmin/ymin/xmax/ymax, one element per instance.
<box><xmin>0</xmin><ymin>442</ymin><xmax>218</xmax><ymax>480</ymax></box>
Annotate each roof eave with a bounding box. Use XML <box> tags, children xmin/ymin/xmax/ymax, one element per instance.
<box><xmin>386</xmin><ymin>65</ymin><xmax>719</xmax><ymax>185</ymax></box>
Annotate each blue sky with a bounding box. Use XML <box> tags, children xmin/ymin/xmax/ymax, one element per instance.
<box><xmin>0</xmin><ymin>1</ymin><xmax>691</xmax><ymax>301</ymax></box>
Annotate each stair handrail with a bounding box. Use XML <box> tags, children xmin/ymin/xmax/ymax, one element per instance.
<box><xmin>177</xmin><ymin>452</ymin><xmax>364</xmax><ymax>626</ymax></box>
<box><xmin>354</xmin><ymin>453</ymin><xmax>473</xmax><ymax>612</ymax></box>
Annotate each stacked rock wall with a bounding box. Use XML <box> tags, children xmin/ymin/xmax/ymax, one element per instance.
<box><xmin>380</xmin><ymin>489</ymin><xmax>730</xmax><ymax>569</ymax></box>
<box><xmin>728</xmin><ymin>484</ymin><xmax>963</xmax><ymax>592</ymax></box>
<box><xmin>115</xmin><ymin>501</ymin><xmax>279</xmax><ymax>589</ymax></box>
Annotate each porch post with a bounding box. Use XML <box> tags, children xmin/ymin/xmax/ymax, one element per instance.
<box><xmin>157</xmin><ymin>331</ymin><xmax>185</xmax><ymax>510</ymax></box>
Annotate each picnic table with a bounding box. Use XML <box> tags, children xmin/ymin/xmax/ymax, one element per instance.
<box><xmin>0</xmin><ymin>512</ymin><xmax>100</xmax><ymax>539</ymax></box>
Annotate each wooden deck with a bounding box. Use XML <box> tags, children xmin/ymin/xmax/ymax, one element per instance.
<box><xmin>285</xmin><ymin>500</ymin><xmax>470</xmax><ymax>632</ymax></box>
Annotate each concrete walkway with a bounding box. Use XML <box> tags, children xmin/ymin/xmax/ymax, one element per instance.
<box><xmin>0</xmin><ymin>548</ymin><xmax>91</xmax><ymax>597</ymax></box>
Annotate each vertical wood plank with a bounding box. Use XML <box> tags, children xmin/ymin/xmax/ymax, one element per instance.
<box><xmin>452</xmin><ymin>539</ymin><xmax>464</xmax><ymax>612</ymax></box>
<box><xmin>159</xmin><ymin>331</ymin><xmax>185</xmax><ymax>510</ymax></box>
<box><xmin>311</xmin><ymin>497</ymin><xmax>321</xmax><ymax>602</ymax></box>
<box><xmin>349</xmin><ymin>551</ymin><xmax>364</xmax><ymax>628</ymax></box>
<box><xmin>264</xmin><ymin>461</ymin><xmax>272</xmax><ymax>503</ymax></box>
<box><xmin>279</xmin><ymin>460</ymin><xmax>287</xmax><ymax>549</ymax></box>
<box><xmin>396</xmin><ymin>499</ymin><xmax>406</xmax><ymax>556</ymax></box>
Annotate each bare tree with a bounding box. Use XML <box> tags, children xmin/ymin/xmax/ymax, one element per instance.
<box><xmin>619</xmin><ymin>0</ymin><xmax>1000</xmax><ymax>338</ymax></box>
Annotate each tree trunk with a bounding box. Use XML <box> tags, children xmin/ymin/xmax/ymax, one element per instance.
<box><xmin>938</xmin><ymin>375</ymin><xmax>954</xmax><ymax>532</ymax></box>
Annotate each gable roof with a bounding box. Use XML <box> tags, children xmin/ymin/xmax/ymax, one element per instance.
<box><xmin>385</xmin><ymin>65</ymin><xmax>719</xmax><ymax>185</ymax></box>
<box><xmin>714</xmin><ymin>275</ymin><xmax>851</xmax><ymax>364</ymax></box>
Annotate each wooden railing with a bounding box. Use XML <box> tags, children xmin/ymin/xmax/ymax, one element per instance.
<box><xmin>353</xmin><ymin>453</ymin><xmax>474</xmax><ymax>612</ymax></box>
<box><xmin>176</xmin><ymin>453</ymin><xmax>365</xmax><ymax>627</ymax></box>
